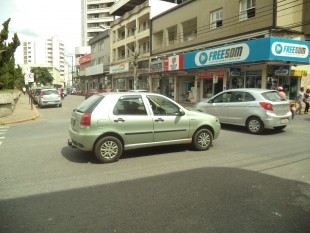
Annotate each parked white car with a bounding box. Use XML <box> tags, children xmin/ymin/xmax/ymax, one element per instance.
<box><xmin>38</xmin><ymin>89</ymin><xmax>62</xmax><ymax>108</ymax></box>
<box><xmin>194</xmin><ymin>88</ymin><xmax>292</xmax><ymax>134</ymax></box>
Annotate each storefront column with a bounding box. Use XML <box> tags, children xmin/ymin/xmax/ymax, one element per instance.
<box><xmin>261</xmin><ymin>64</ymin><xmax>267</xmax><ymax>89</ymax></box>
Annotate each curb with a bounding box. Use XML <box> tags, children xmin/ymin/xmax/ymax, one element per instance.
<box><xmin>0</xmin><ymin>105</ymin><xmax>40</xmax><ymax>125</ymax></box>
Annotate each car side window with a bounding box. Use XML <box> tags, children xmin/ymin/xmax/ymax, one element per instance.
<box><xmin>244</xmin><ymin>92</ymin><xmax>255</xmax><ymax>101</ymax></box>
<box><xmin>113</xmin><ymin>96</ymin><xmax>147</xmax><ymax>115</ymax></box>
<box><xmin>213</xmin><ymin>92</ymin><xmax>231</xmax><ymax>103</ymax></box>
<box><xmin>147</xmin><ymin>95</ymin><xmax>180</xmax><ymax>116</ymax></box>
<box><xmin>230</xmin><ymin>92</ymin><xmax>244</xmax><ymax>102</ymax></box>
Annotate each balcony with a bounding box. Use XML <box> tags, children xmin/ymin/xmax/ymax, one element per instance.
<box><xmin>110</xmin><ymin>0</ymin><xmax>145</xmax><ymax>16</ymax></box>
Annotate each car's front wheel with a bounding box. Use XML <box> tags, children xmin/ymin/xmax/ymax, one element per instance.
<box><xmin>246</xmin><ymin>117</ymin><xmax>264</xmax><ymax>134</ymax></box>
<box><xmin>94</xmin><ymin>136</ymin><xmax>123</xmax><ymax>163</ymax></box>
<box><xmin>192</xmin><ymin>128</ymin><xmax>213</xmax><ymax>151</ymax></box>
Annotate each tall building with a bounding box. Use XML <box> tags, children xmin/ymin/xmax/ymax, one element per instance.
<box><xmin>81</xmin><ymin>0</ymin><xmax>116</xmax><ymax>46</ymax></box>
<box><xmin>22</xmin><ymin>36</ymin><xmax>65</xmax><ymax>87</ymax></box>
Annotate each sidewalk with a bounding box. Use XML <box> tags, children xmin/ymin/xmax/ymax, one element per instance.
<box><xmin>0</xmin><ymin>94</ymin><xmax>40</xmax><ymax>125</ymax></box>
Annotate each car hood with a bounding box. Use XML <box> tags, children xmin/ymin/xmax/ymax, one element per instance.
<box><xmin>186</xmin><ymin>108</ymin><xmax>218</xmax><ymax>120</ymax></box>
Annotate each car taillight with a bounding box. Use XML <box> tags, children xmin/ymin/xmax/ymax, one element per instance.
<box><xmin>81</xmin><ymin>113</ymin><xmax>91</xmax><ymax>126</ymax></box>
<box><xmin>259</xmin><ymin>102</ymin><xmax>273</xmax><ymax>111</ymax></box>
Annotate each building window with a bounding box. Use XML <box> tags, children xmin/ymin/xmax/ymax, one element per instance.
<box><xmin>167</xmin><ymin>25</ymin><xmax>177</xmax><ymax>45</ymax></box>
<box><xmin>239</xmin><ymin>0</ymin><xmax>256</xmax><ymax>20</ymax></box>
<box><xmin>210</xmin><ymin>9</ymin><xmax>223</xmax><ymax>29</ymax></box>
<box><xmin>182</xmin><ymin>18</ymin><xmax>197</xmax><ymax>41</ymax></box>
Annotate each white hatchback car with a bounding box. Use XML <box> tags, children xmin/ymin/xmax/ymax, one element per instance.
<box><xmin>195</xmin><ymin>88</ymin><xmax>292</xmax><ymax>134</ymax></box>
<box><xmin>38</xmin><ymin>89</ymin><xmax>62</xmax><ymax>108</ymax></box>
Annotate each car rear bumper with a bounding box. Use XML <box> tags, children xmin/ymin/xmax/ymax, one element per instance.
<box><xmin>263</xmin><ymin>113</ymin><xmax>292</xmax><ymax>128</ymax></box>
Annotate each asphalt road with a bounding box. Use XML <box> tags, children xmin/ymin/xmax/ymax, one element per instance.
<box><xmin>0</xmin><ymin>95</ymin><xmax>309</xmax><ymax>233</ymax></box>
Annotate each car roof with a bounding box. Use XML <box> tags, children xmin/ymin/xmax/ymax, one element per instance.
<box><xmin>224</xmin><ymin>88</ymin><xmax>276</xmax><ymax>93</ymax></box>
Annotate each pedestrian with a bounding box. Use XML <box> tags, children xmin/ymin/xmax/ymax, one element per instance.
<box><xmin>304</xmin><ymin>88</ymin><xmax>310</xmax><ymax>114</ymax></box>
<box><xmin>22</xmin><ymin>86</ymin><xmax>26</xmax><ymax>95</ymax></box>
<box><xmin>277</xmin><ymin>86</ymin><xmax>286</xmax><ymax>99</ymax></box>
<box><xmin>295</xmin><ymin>87</ymin><xmax>304</xmax><ymax>115</ymax></box>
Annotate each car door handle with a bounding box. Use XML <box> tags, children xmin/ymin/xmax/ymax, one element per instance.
<box><xmin>114</xmin><ymin>118</ymin><xmax>125</xmax><ymax>122</ymax></box>
<box><xmin>155</xmin><ymin>118</ymin><xmax>164</xmax><ymax>122</ymax></box>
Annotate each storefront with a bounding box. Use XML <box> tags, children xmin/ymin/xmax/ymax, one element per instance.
<box><xmin>161</xmin><ymin>37</ymin><xmax>310</xmax><ymax>102</ymax></box>
<box><xmin>110</xmin><ymin>63</ymin><xmax>133</xmax><ymax>90</ymax></box>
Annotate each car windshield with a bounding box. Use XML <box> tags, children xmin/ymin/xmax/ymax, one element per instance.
<box><xmin>261</xmin><ymin>91</ymin><xmax>283</xmax><ymax>102</ymax></box>
<box><xmin>76</xmin><ymin>94</ymin><xmax>105</xmax><ymax>113</ymax></box>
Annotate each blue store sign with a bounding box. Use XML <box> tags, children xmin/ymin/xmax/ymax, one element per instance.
<box><xmin>184</xmin><ymin>37</ymin><xmax>310</xmax><ymax>69</ymax></box>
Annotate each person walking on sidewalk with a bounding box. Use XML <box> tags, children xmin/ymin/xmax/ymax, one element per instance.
<box><xmin>295</xmin><ymin>87</ymin><xmax>304</xmax><ymax>115</ymax></box>
<box><xmin>22</xmin><ymin>86</ymin><xmax>26</xmax><ymax>95</ymax></box>
<box><xmin>304</xmin><ymin>88</ymin><xmax>310</xmax><ymax>114</ymax></box>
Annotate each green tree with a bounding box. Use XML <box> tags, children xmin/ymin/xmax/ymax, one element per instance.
<box><xmin>31</xmin><ymin>67</ymin><xmax>54</xmax><ymax>86</ymax></box>
<box><xmin>0</xmin><ymin>18</ymin><xmax>21</xmax><ymax>90</ymax></box>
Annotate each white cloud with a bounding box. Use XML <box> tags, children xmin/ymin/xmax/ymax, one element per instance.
<box><xmin>0</xmin><ymin>0</ymin><xmax>81</xmax><ymax>63</ymax></box>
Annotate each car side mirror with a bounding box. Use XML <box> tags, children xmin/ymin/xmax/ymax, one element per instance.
<box><xmin>177</xmin><ymin>108</ymin><xmax>185</xmax><ymax>116</ymax></box>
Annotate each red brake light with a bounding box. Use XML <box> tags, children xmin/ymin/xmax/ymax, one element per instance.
<box><xmin>259</xmin><ymin>102</ymin><xmax>273</xmax><ymax>111</ymax></box>
<box><xmin>81</xmin><ymin>113</ymin><xmax>91</xmax><ymax>126</ymax></box>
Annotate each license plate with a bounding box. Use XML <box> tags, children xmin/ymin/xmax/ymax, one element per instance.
<box><xmin>280</xmin><ymin>118</ymin><xmax>289</xmax><ymax>124</ymax></box>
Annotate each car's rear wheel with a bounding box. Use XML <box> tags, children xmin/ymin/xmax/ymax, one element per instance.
<box><xmin>192</xmin><ymin>128</ymin><xmax>213</xmax><ymax>151</ymax></box>
<box><xmin>94</xmin><ymin>136</ymin><xmax>123</xmax><ymax>163</ymax></box>
<box><xmin>246</xmin><ymin>117</ymin><xmax>264</xmax><ymax>134</ymax></box>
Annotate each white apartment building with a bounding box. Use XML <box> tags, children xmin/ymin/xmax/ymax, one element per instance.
<box><xmin>22</xmin><ymin>36</ymin><xmax>65</xmax><ymax>87</ymax></box>
<box><xmin>81</xmin><ymin>0</ymin><xmax>116</xmax><ymax>46</ymax></box>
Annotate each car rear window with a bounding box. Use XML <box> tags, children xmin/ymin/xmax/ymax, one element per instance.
<box><xmin>42</xmin><ymin>90</ymin><xmax>58</xmax><ymax>95</ymax></box>
<box><xmin>261</xmin><ymin>91</ymin><xmax>283</xmax><ymax>102</ymax></box>
<box><xmin>76</xmin><ymin>94</ymin><xmax>105</xmax><ymax>113</ymax></box>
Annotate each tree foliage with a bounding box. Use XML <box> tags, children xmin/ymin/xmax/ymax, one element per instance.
<box><xmin>31</xmin><ymin>67</ymin><xmax>54</xmax><ymax>86</ymax></box>
<box><xmin>0</xmin><ymin>18</ymin><xmax>21</xmax><ymax>90</ymax></box>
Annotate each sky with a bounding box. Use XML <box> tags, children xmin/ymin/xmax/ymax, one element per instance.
<box><xmin>0</xmin><ymin>0</ymin><xmax>81</xmax><ymax>64</ymax></box>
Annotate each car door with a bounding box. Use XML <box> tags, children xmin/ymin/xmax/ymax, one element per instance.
<box><xmin>146</xmin><ymin>95</ymin><xmax>190</xmax><ymax>142</ymax></box>
<box><xmin>109</xmin><ymin>95</ymin><xmax>154</xmax><ymax>145</ymax></box>
<box><xmin>207</xmin><ymin>91</ymin><xmax>231</xmax><ymax>123</ymax></box>
<box><xmin>228</xmin><ymin>91</ymin><xmax>255</xmax><ymax>125</ymax></box>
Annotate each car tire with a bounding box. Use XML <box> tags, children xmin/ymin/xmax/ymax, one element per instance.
<box><xmin>273</xmin><ymin>126</ymin><xmax>286</xmax><ymax>131</ymax></box>
<box><xmin>192</xmin><ymin>128</ymin><xmax>213</xmax><ymax>151</ymax></box>
<box><xmin>94</xmin><ymin>136</ymin><xmax>123</xmax><ymax>163</ymax></box>
<box><xmin>246</xmin><ymin>117</ymin><xmax>264</xmax><ymax>134</ymax></box>
<box><xmin>59</xmin><ymin>103</ymin><xmax>62</xmax><ymax>107</ymax></box>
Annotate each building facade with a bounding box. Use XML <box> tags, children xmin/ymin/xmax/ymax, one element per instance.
<box><xmin>109</xmin><ymin>0</ymin><xmax>177</xmax><ymax>90</ymax></box>
<box><xmin>81</xmin><ymin>0</ymin><xmax>116</xmax><ymax>46</ymax></box>
<box><xmin>22</xmin><ymin>36</ymin><xmax>65</xmax><ymax>87</ymax></box>
<box><xmin>150</xmin><ymin>0</ymin><xmax>310</xmax><ymax>102</ymax></box>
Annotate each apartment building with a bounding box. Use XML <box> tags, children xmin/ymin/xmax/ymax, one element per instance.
<box><xmin>83</xmin><ymin>30</ymin><xmax>111</xmax><ymax>91</ymax></box>
<box><xmin>22</xmin><ymin>36</ymin><xmax>65</xmax><ymax>87</ymax></box>
<box><xmin>109</xmin><ymin>0</ymin><xmax>177</xmax><ymax>90</ymax></box>
<box><xmin>150</xmin><ymin>0</ymin><xmax>310</xmax><ymax>102</ymax></box>
<box><xmin>81</xmin><ymin>0</ymin><xmax>116</xmax><ymax>46</ymax></box>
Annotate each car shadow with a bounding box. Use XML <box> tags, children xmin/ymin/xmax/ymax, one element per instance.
<box><xmin>61</xmin><ymin>144</ymin><xmax>192</xmax><ymax>164</ymax></box>
<box><xmin>220</xmin><ymin>123</ymin><xmax>287</xmax><ymax>136</ymax></box>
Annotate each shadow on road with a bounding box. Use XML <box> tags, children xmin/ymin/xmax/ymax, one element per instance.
<box><xmin>61</xmin><ymin>144</ymin><xmax>192</xmax><ymax>164</ymax></box>
<box><xmin>1</xmin><ymin>167</ymin><xmax>309</xmax><ymax>233</ymax></box>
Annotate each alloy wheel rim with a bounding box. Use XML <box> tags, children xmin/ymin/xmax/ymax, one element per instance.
<box><xmin>249</xmin><ymin>120</ymin><xmax>260</xmax><ymax>132</ymax></box>
<box><xmin>100</xmin><ymin>141</ymin><xmax>118</xmax><ymax>159</ymax></box>
<box><xmin>198</xmin><ymin>132</ymin><xmax>210</xmax><ymax>148</ymax></box>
